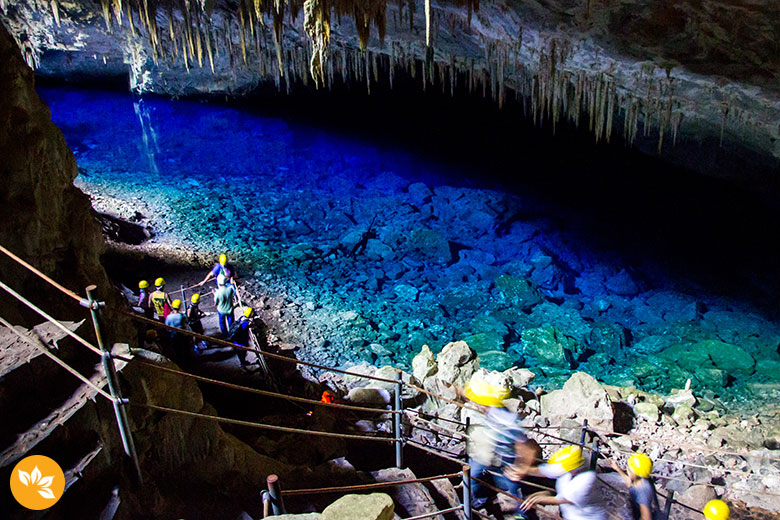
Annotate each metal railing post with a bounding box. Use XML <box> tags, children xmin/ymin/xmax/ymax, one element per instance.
<box><xmin>580</xmin><ymin>419</ymin><xmax>588</xmax><ymax>445</ymax></box>
<box><xmin>267</xmin><ymin>474</ymin><xmax>286</xmax><ymax>515</ymax></box>
<box><xmin>589</xmin><ymin>439</ymin><xmax>599</xmax><ymax>471</ymax></box>
<box><xmin>85</xmin><ymin>285</ymin><xmax>143</xmax><ymax>484</ymax></box>
<box><xmin>663</xmin><ymin>490</ymin><xmax>675</xmax><ymax>520</ymax></box>
<box><xmin>260</xmin><ymin>490</ymin><xmax>271</xmax><ymax>518</ymax></box>
<box><xmin>462</xmin><ymin>464</ymin><xmax>472</xmax><ymax>520</ymax></box>
<box><xmin>394</xmin><ymin>370</ymin><xmax>404</xmax><ymax>468</ymax></box>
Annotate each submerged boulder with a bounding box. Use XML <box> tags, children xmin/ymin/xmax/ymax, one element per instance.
<box><xmin>494</xmin><ymin>275</ymin><xmax>543</xmax><ymax>310</ymax></box>
<box><xmin>540</xmin><ymin>372</ymin><xmax>614</xmax><ymax>430</ymax></box>
<box><xmin>405</xmin><ymin>228</ymin><xmax>452</xmax><ymax>263</ymax></box>
<box><xmin>521</xmin><ymin>327</ymin><xmax>576</xmax><ymax>367</ymax></box>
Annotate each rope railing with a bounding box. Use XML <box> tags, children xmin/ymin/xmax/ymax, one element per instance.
<box><xmin>132</xmin><ymin>402</ymin><xmax>400</xmax><ymax>443</ymax></box>
<box><xmin>0</xmin><ymin>316</ymin><xmax>114</xmax><ymax>402</ymax></box>
<box><xmin>0</xmin><ymin>244</ymin><xmax>83</xmax><ymax>303</ymax></box>
<box><xmin>280</xmin><ymin>472</ymin><xmax>462</xmax><ymax>496</ymax></box>
<box><xmin>470</xmin><ymin>477</ymin><xmax>563</xmax><ymax>520</ymax></box>
<box><xmin>406</xmin><ymin>412</ymin><xmax>467</xmax><ymax>439</ymax></box>
<box><xmin>0</xmin><ymin>280</ymin><xmax>102</xmax><ymax>356</ymax></box>
<box><xmin>135</xmin><ymin>360</ymin><xmax>400</xmax><ymax>415</ymax></box>
<box><xmin>404</xmin><ymin>408</ymin><xmax>469</xmax><ymax>427</ymax></box>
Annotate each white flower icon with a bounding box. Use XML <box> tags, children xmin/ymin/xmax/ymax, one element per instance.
<box><xmin>18</xmin><ymin>466</ymin><xmax>56</xmax><ymax>499</ymax></box>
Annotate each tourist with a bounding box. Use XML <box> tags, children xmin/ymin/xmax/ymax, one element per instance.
<box><xmin>703</xmin><ymin>499</ymin><xmax>730</xmax><ymax>520</ymax></box>
<box><xmin>519</xmin><ymin>445</ymin><xmax>606</xmax><ymax>520</ymax></box>
<box><xmin>230</xmin><ymin>306</ymin><xmax>254</xmax><ymax>368</ymax></box>
<box><xmin>187</xmin><ymin>293</ymin><xmax>208</xmax><ymax>351</ymax></box>
<box><xmin>165</xmin><ymin>299</ymin><xmax>190</xmax><ymax>362</ymax></box>
<box><xmin>199</xmin><ymin>253</ymin><xmax>237</xmax><ymax>287</ymax></box>
<box><xmin>213</xmin><ymin>274</ymin><xmax>236</xmax><ymax>336</ymax></box>
<box><xmin>148</xmin><ymin>277</ymin><xmax>173</xmax><ymax>322</ymax></box>
<box><xmin>609</xmin><ymin>453</ymin><xmax>659</xmax><ymax>520</ymax></box>
<box><xmin>137</xmin><ymin>280</ymin><xmax>151</xmax><ymax>317</ymax></box>
<box><xmin>462</xmin><ymin>370</ymin><xmax>536</xmax><ymax>519</ymax></box>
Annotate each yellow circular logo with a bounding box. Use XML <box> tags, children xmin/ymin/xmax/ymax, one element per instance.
<box><xmin>9</xmin><ymin>455</ymin><xmax>65</xmax><ymax>510</ymax></box>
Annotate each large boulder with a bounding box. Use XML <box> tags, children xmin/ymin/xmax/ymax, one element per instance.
<box><xmin>697</xmin><ymin>340</ymin><xmax>756</xmax><ymax>376</ymax></box>
<box><xmin>405</xmin><ymin>228</ymin><xmax>452</xmax><ymax>263</ymax></box>
<box><xmin>478</xmin><ymin>350</ymin><xmax>515</xmax><ymax>372</ymax></box>
<box><xmin>371</xmin><ymin>468</ymin><xmax>442</xmax><ymax>519</ymax></box>
<box><xmin>494</xmin><ymin>275</ymin><xmax>543</xmax><ymax>310</ymax></box>
<box><xmin>322</xmin><ymin>493</ymin><xmax>394</xmax><ymax>520</ymax></box>
<box><xmin>521</xmin><ymin>327</ymin><xmax>576</xmax><ymax>367</ymax></box>
<box><xmin>436</xmin><ymin>341</ymin><xmax>480</xmax><ymax>387</ymax></box>
<box><xmin>461</xmin><ymin>332</ymin><xmax>505</xmax><ymax>354</ymax></box>
<box><xmin>540</xmin><ymin>372</ymin><xmax>614</xmax><ymax>430</ymax></box>
<box><xmin>412</xmin><ymin>344</ymin><xmax>438</xmax><ymax>382</ymax></box>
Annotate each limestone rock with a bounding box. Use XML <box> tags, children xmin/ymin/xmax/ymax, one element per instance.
<box><xmin>696</xmin><ymin>340</ymin><xmax>756</xmax><ymax>376</ymax></box>
<box><xmin>347</xmin><ymin>387</ymin><xmax>391</xmax><ymax>406</ymax></box>
<box><xmin>540</xmin><ymin>372</ymin><xmax>614</xmax><ymax>430</ymax></box>
<box><xmin>666</xmin><ymin>388</ymin><xmax>697</xmax><ymax>409</ymax></box>
<box><xmin>436</xmin><ymin>341</ymin><xmax>479</xmax><ymax>387</ymax></box>
<box><xmin>322</xmin><ymin>493</ymin><xmax>394</xmax><ymax>520</ymax></box>
<box><xmin>679</xmin><ymin>485</ymin><xmax>716</xmax><ymax>510</ymax></box>
<box><xmin>503</xmin><ymin>367</ymin><xmax>536</xmax><ymax>389</ymax></box>
<box><xmin>412</xmin><ymin>345</ymin><xmax>438</xmax><ymax>382</ymax></box>
<box><xmin>764</xmin><ymin>424</ymin><xmax>780</xmax><ymax>450</ymax></box>
<box><xmin>672</xmin><ymin>404</ymin><xmax>695</xmax><ymax>426</ymax></box>
<box><xmin>477</xmin><ymin>350</ymin><xmax>515</xmax><ymax>372</ymax></box>
<box><xmin>371</xmin><ymin>468</ymin><xmax>441</xmax><ymax>519</ymax></box>
<box><xmin>461</xmin><ymin>332</ymin><xmax>505</xmax><ymax>354</ymax></box>
<box><xmin>494</xmin><ymin>275</ymin><xmax>543</xmax><ymax>310</ymax></box>
<box><xmin>521</xmin><ymin>327</ymin><xmax>575</xmax><ymax>367</ymax></box>
<box><xmin>267</xmin><ymin>515</ymin><xmax>322</xmax><ymax>519</ymax></box>
<box><xmin>633</xmin><ymin>402</ymin><xmax>659</xmax><ymax>422</ymax></box>
<box><xmin>406</xmin><ymin>228</ymin><xmax>452</xmax><ymax>263</ymax></box>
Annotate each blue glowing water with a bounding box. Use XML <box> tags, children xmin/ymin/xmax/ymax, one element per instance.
<box><xmin>39</xmin><ymin>86</ymin><xmax>780</xmax><ymax>404</ymax></box>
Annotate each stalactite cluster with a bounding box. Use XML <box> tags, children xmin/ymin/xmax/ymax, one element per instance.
<box><xmin>9</xmin><ymin>0</ymin><xmax>774</xmax><ymax>153</ymax></box>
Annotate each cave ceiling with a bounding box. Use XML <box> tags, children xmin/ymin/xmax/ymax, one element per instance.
<box><xmin>2</xmin><ymin>0</ymin><xmax>779</xmax><ymax>173</ymax></box>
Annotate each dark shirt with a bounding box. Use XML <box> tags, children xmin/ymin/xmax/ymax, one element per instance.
<box><xmin>629</xmin><ymin>479</ymin><xmax>658</xmax><ymax>520</ymax></box>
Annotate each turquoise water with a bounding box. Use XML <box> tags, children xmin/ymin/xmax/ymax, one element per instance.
<box><xmin>40</xmin><ymin>86</ymin><xmax>780</xmax><ymax>406</ymax></box>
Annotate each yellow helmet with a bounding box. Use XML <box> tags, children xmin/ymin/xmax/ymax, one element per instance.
<box><xmin>219</xmin><ymin>254</ymin><xmax>227</xmax><ymax>266</ymax></box>
<box><xmin>703</xmin><ymin>500</ymin><xmax>729</xmax><ymax>520</ymax></box>
<box><xmin>154</xmin><ymin>277</ymin><xmax>165</xmax><ymax>288</ymax></box>
<box><xmin>547</xmin><ymin>446</ymin><xmax>584</xmax><ymax>473</ymax></box>
<box><xmin>145</xmin><ymin>329</ymin><xmax>158</xmax><ymax>340</ymax></box>
<box><xmin>464</xmin><ymin>372</ymin><xmax>510</xmax><ymax>407</ymax></box>
<box><xmin>243</xmin><ymin>307</ymin><xmax>254</xmax><ymax>318</ymax></box>
<box><xmin>628</xmin><ymin>453</ymin><xmax>653</xmax><ymax>479</ymax></box>
<box><xmin>139</xmin><ymin>280</ymin><xmax>149</xmax><ymax>289</ymax></box>
<box><xmin>190</xmin><ymin>293</ymin><xmax>200</xmax><ymax>304</ymax></box>
<box><xmin>171</xmin><ymin>299</ymin><xmax>182</xmax><ymax>310</ymax></box>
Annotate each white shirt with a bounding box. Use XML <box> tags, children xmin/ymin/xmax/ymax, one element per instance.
<box><xmin>556</xmin><ymin>470</ymin><xmax>607</xmax><ymax>520</ymax></box>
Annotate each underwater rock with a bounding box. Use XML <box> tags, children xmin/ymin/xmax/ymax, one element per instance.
<box><xmin>494</xmin><ymin>275</ymin><xmax>543</xmax><ymax>310</ymax></box>
<box><xmin>478</xmin><ymin>350</ymin><xmax>515</xmax><ymax>372</ymax></box>
<box><xmin>529</xmin><ymin>302</ymin><xmax>592</xmax><ymax>345</ymax></box>
<box><xmin>694</xmin><ymin>339</ymin><xmax>756</xmax><ymax>377</ymax></box>
<box><xmin>461</xmin><ymin>332</ymin><xmax>505</xmax><ymax>354</ymax></box>
<box><xmin>540</xmin><ymin>372</ymin><xmax>614</xmax><ymax>430</ymax></box>
<box><xmin>404</xmin><ymin>228</ymin><xmax>452</xmax><ymax>264</ymax></box>
<box><xmin>436</xmin><ymin>340</ymin><xmax>479</xmax><ymax>387</ymax></box>
<box><xmin>605</xmin><ymin>269</ymin><xmax>640</xmax><ymax>296</ymax></box>
<box><xmin>393</xmin><ymin>283</ymin><xmax>419</xmax><ymax>301</ymax></box>
<box><xmin>755</xmin><ymin>360</ymin><xmax>780</xmax><ymax>382</ymax></box>
<box><xmin>407</xmin><ymin>182</ymin><xmax>433</xmax><ymax>206</ymax></box>
<box><xmin>521</xmin><ymin>327</ymin><xmax>576</xmax><ymax>367</ymax></box>
<box><xmin>322</xmin><ymin>493</ymin><xmax>394</xmax><ymax>520</ymax></box>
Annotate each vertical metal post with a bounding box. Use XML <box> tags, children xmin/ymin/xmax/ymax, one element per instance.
<box><xmin>580</xmin><ymin>419</ymin><xmax>589</xmax><ymax>445</ymax></box>
<box><xmin>663</xmin><ymin>490</ymin><xmax>675</xmax><ymax>520</ymax></box>
<box><xmin>589</xmin><ymin>439</ymin><xmax>599</xmax><ymax>471</ymax></box>
<box><xmin>394</xmin><ymin>370</ymin><xmax>404</xmax><ymax>468</ymax></box>
<box><xmin>267</xmin><ymin>474</ymin><xmax>286</xmax><ymax>515</ymax></box>
<box><xmin>85</xmin><ymin>285</ymin><xmax>143</xmax><ymax>484</ymax></box>
<box><xmin>261</xmin><ymin>490</ymin><xmax>271</xmax><ymax>518</ymax></box>
<box><xmin>180</xmin><ymin>284</ymin><xmax>187</xmax><ymax>314</ymax></box>
<box><xmin>462</xmin><ymin>464</ymin><xmax>472</xmax><ymax>520</ymax></box>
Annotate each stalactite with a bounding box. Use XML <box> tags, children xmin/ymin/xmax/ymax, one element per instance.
<box><xmin>205</xmin><ymin>24</ymin><xmax>214</xmax><ymax>72</ymax></box>
<box><xmin>50</xmin><ymin>0</ymin><xmax>60</xmax><ymax>26</ymax></box>
<box><xmin>273</xmin><ymin>2</ymin><xmax>284</xmax><ymax>75</ymax></box>
<box><xmin>101</xmin><ymin>0</ymin><xmax>112</xmax><ymax>31</ymax></box>
<box><xmin>720</xmin><ymin>102</ymin><xmax>729</xmax><ymax>147</ymax></box>
<box><xmin>127</xmin><ymin>0</ymin><xmax>135</xmax><ymax>36</ymax></box>
<box><xmin>238</xmin><ymin>5</ymin><xmax>248</xmax><ymax>64</ymax></box>
<box><xmin>303</xmin><ymin>0</ymin><xmax>330</xmax><ymax>88</ymax></box>
<box><xmin>182</xmin><ymin>31</ymin><xmax>190</xmax><ymax>71</ymax></box>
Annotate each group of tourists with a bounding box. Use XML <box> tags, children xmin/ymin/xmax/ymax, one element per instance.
<box><xmin>132</xmin><ymin>254</ymin><xmax>256</xmax><ymax>368</ymax></box>
<box><xmin>462</xmin><ymin>371</ymin><xmax>731</xmax><ymax>520</ymax></box>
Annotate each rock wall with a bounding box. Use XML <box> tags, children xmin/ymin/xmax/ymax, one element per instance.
<box><xmin>0</xmin><ymin>22</ymin><xmax>123</xmax><ymax>329</ymax></box>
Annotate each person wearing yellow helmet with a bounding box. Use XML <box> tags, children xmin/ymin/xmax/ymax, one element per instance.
<box><xmin>609</xmin><ymin>453</ymin><xmax>659</xmax><ymax>520</ymax></box>
<box><xmin>462</xmin><ymin>370</ymin><xmax>537</xmax><ymax>519</ymax></box>
<box><xmin>164</xmin><ymin>299</ymin><xmax>191</xmax><ymax>363</ymax></box>
<box><xmin>213</xmin><ymin>274</ymin><xmax>236</xmax><ymax>336</ymax></box>
<box><xmin>519</xmin><ymin>445</ymin><xmax>606</xmax><ymax>520</ymax></box>
<box><xmin>148</xmin><ymin>277</ymin><xmax>173</xmax><ymax>322</ymax></box>
<box><xmin>702</xmin><ymin>500</ymin><xmax>729</xmax><ymax>520</ymax></box>
<box><xmin>199</xmin><ymin>253</ymin><xmax>237</xmax><ymax>287</ymax></box>
<box><xmin>135</xmin><ymin>280</ymin><xmax>152</xmax><ymax>317</ymax></box>
<box><xmin>229</xmin><ymin>306</ymin><xmax>255</xmax><ymax>369</ymax></box>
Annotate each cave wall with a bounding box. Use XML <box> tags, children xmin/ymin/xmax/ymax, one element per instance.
<box><xmin>0</xmin><ymin>22</ymin><xmax>124</xmax><ymax>328</ymax></box>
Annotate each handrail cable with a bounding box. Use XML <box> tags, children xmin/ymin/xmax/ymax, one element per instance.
<box><xmin>0</xmin><ymin>280</ymin><xmax>102</xmax><ymax>356</ymax></box>
<box><xmin>124</xmin><ymin>311</ymin><xmax>399</xmax><ymax>384</ymax></box>
<box><xmin>404</xmin><ymin>408</ymin><xmax>468</xmax><ymax>427</ymax></box>
<box><xmin>134</xmin><ymin>360</ymin><xmax>400</xmax><ymax>415</ymax></box>
<box><xmin>403</xmin><ymin>506</ymin><xmax>463</xmax><ymax>520</ymax></box>
<box><xmin>470</xmin><ymin>477</ymin><xmax>564</xmax><ymax>520</ymax></box>
<box><xmin>0</xmin><ymin>317</ymin><xmax>114</xmax><ymax>401</ymax></box>
<box><xmin>406</xmin><ymin>412</ymin><xmax>466</xmax><ymax>438</ymax></box>
<box><xmin>401</xmin><ymin>380</ymin><xmax>481</xmax><ymax>413</ymax></box>
<box><xmin>280</xmin><ymin>472</ymin><xmax>462</xmax><ymax>496</ymax></box>
<box><xmin>132</xmin><ymin>402</ymin><xmax>399</xmax><ymax>442</ymax></box>
<box><xmin>0</xmin><ymin>244</ymin><xmax>83</xmax><ymax>303</ymax></box>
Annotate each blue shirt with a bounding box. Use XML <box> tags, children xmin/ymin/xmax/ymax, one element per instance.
<box><xmin>210</xmin><ymin>262</ymin><xmax>236</xmax><ymax>281</ymax></box>
<box><xmin>165</xmin><ymin>312</ymin><xmax>186</xmax><ymax>336</ymax></box>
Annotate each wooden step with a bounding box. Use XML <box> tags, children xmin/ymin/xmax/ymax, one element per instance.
<box><xmin>0</xmin><ymin>343</ymin><xmax>132</xmax><ymax>468</ymax></box>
